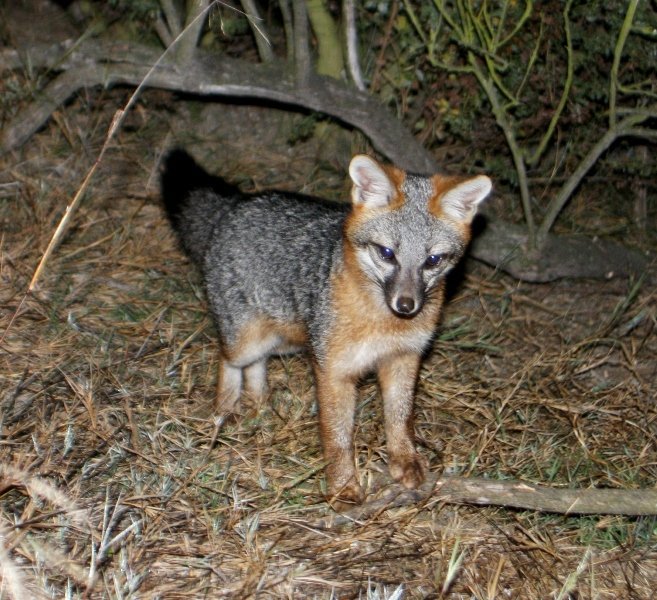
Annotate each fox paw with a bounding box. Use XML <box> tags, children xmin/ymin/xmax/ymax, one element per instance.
<box><xmin>327</xmin><ymin>477</ymin><xmax>365</xmax><ymax>511</ymax></box>
<box><xmin>389</xmin><ymin>452</ymin><xmax>428</xmax><ymax>489</ymax></box>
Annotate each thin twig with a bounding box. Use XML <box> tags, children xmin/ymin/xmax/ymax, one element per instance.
<box><xmin>536</xmin><ymin>113</ymin><xmax>649</xmax><ymax>244</ymax></box>
<box><xmin>370</xmin><ymin>0</ymin><xmax>398</xmax><ymax>92</ymax></box>
<box><xmin>240</xmin><ymin>0</ymin><xmax>274</xmax><ymax>63</ymax></box>
<box><xmin>292</xmin><ymin>0</ymin><xmax>311</xmax><ymax>85</ymax></box>
<box><xmin>343</xmin><ymin>0</ymin><xmax>366</xmax><ymax>90</ymax></box>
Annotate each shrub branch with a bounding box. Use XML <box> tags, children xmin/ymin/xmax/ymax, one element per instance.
<box><xmin>410</xmin><ymin>0</ymin><xmax>656</xmax><ymax>252</ymax></box>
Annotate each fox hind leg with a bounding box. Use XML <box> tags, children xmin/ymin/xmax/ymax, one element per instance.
<box><xmin>243</xmin><ymin>359</ymin><xmax>268</xmax><ymax>402</ymax></box>
<box><xmin>215</xmin><ymin>356</ymin><xmax>243</xmax><ymax>413</ymax></box>
<box><xmin>214</xmin><ymin>319</ymin><xmax>281</xmax><ymax>412</ymax></box>
<box><xmin>215</xmin><ymin>357</ymin><xmax>268</xmax><ymax>415</ymax></box>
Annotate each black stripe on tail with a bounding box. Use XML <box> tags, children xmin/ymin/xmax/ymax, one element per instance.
<box><xmin>160</xmin><ymin>148</ymin><xmax>238</xmax><ymax>229</ymax></box>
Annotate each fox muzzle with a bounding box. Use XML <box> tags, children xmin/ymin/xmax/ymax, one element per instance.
<box><xmin>385</xmin><ymin>269</ymin><xmax>425</xmax><ymax>319</ymax></box>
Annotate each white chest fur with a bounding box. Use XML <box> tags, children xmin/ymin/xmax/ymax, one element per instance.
<box><xmin>332</xmin><ymin>327</ymin><xmax>433</xmax><ymax>378</ymax></box>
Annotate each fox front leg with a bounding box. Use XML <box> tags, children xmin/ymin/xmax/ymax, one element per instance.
<box><xmin>378</xmin><ymin>352</ymin><xmax>427</xmax><ymax>488</ymax></box>
<box><xmin>314</xmin><ymin>367</ymin><xmax>364</xmax><ymax>507</ymax></box>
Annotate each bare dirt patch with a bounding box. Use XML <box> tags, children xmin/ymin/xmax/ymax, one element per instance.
<box><xmin>1</xmin><ymin>89</ymin><xmax>656</xmax><ymax>598</ymax></box>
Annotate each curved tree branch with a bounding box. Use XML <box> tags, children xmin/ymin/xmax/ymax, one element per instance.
<box><xmin>0</xmin><ymin>39</ymin><xmax>438</xmax><ymax>173</ymax></box>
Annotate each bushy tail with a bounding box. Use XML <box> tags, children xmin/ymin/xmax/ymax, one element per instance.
<box><xmin>160</xmin><ymin>149</ymin><xmax>239</xmax><ymax>266</ymax></box>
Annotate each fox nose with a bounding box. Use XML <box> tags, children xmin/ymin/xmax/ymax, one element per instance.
<box><xmin>395</xmin><ymin>296</ymin><xmax>416</xmax><ymax>315</ymax></box>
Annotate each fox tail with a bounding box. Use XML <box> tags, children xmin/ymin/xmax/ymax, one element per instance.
<box><xmin>160</xmin><ymin>149</ymin><xmax>239</xmax><ymax>266</ymax></box>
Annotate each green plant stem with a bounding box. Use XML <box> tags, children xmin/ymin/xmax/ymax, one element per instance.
<box><xmin>305</xmin><ymin>0</ymin><xmax>344</xmax><ymax>78</ymax></box>
<box><xmin>514</xmin><ymin>20</ymin><xmax>542</xmax><ymax>101</ymax></box>
<box><xmin>468</xmin><ymin>2</ymin><xmax>518</xmax><ymax>104</ymax></box>
<box><xmin>434</xmin><ymin>1</ymin><xmax>508</xmax><ymax>70</ymax></box>
<box><xmin>471</xmin><ymin>57</ymin><xmax>536</xmax><ymax>249</ymax></box>
<box><xmin>538</xmin><ymin>0</ymin><xmax>646</xmax><ymax>244</ymax></box>
<box><xmin>526</xmin><ymin>0</ymin><xmax>573</xmax><ymax>167</ymax></box>
<box><xmin>491</xmin><ymin>0</ymin><xmax>510</xmax><ymax>49</ymax></box>
<box><xmin>432</xmin><ymin>0</ymin><xmax>466</xmax><ymax>41</ymax></box>
<box><xmin>423</xmin><ymin>1</ymin><xmax>536</xmax><ymax>247</ymax></box>
<box><xmin>412</xmin><ymin>0</ymin><xmax>655</xmax><ymax>252</ymax></box>
<box><xmin>498</xmin><ymin>0</ymin><xmax>532</xmax><ymax>48</ymax></box>
<box><xmin>437</xmin><ymin>1</ymin><xmax>516</xmax><ymax>103</ymax></box>
<box><xmin>405</xmin><ymin>0</ymin><xmax>429</xmax><ymax>46</ymax></box>
<box><xmin>609</xmin><ymin>0</ymin><xmax>640</xmax><ymax>128</ymax></box>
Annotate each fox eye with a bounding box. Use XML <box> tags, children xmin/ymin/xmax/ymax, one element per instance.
<box><xmin>377</xmin><ymin>245</ymin><xmax>395</xmax><ymax>261</ymax></box>
<box><xmin>424</xmin><ymin>253</ymin><xmax>443</xmax><ymax>268</ymax></box>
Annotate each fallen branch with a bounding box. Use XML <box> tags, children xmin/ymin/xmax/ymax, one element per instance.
<box><xmin>313</xmin><ymin>470</ymin><xmax>657</xmax><ymax>528</ymax></box>
<box><xmin>470</xmin><ymin>217</ymin><xmax>652</xmax><ymax>283</ymax></box>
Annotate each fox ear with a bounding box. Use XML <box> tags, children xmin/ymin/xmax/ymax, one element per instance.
<box><xmin>349</xmin><ymin>155</ymin><xmax>395</xmax><ymax>209</ymax></box>
<box><xmin>439</xmin><ymin>175</ymin><xmax>492</xmax><ymax>224</ymax></box>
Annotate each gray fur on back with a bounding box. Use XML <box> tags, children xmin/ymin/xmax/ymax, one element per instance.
<box><xmin>178</xmin><ymin>189</ymin><xmax>240</xmax><ymax>266</ymax></box>
<box><xmin>161</xmin><ymin>150</ymin><xmax>349</xmax><ymax>351</ymax></box>
<box><xmin>201</xmin><ymin>193</ymin><xmax>348</xmax><ymax>345</ymax></box>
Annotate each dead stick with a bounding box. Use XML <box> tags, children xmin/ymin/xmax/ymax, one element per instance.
<box><xmin>27</xmin><ymin>109</ymin><xmax>123</xmax><ymax>293</ymax></box>
<box><xmin>313</xmin><ymin>473</ymin><xmax>657</xmax><ymax>528</ymax></box>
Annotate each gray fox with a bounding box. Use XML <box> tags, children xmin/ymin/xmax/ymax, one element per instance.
<box><xmin>161</xmin><ymin>150</ymin><xmax>491</xmax><ymax>507</ymax></box>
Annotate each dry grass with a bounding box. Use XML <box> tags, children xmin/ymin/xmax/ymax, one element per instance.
<box><xmin>1</xmin><ymin>87</ymin><xmax>656</xmax><ymax>599</ymax></box>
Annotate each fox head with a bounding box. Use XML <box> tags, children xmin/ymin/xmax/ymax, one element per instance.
<box><xmin>345</xmin><ymin>155</ymin><xmax>491</xmax><ymax>319</ymax></box>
